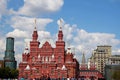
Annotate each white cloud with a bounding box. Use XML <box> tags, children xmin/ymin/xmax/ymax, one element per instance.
<box><xmin>4</xmin><ymin>15</ymin><xmax>54</xmax><ymax>65</ymax></box>
<box><xmin>38</xmin><ymin>31</ymin><xmax>51</xmax><ymax>40</ymax></box>
<box><xmin>6</xmin><ymin>29</ymin><xmax>29</xmax><ymax>38</ymax></box>
<box><xmin>0</xmin><ymin>0</ymin><xmax>64</xmax><ymax>64</ymax></box>
<box><xmin>1</xmin><ymin>18</ymin><xmax>120</xmax><ymax>64</ymax></box>
<box><xmin>0</xmin><ymin>36</ymin><xmax>6</xmax><ymax>60</ymax></box>
<box><xmin>63</xmin><ymin>24</ymin><xmax>77</xmax><ymax>41</ymax></box>
<box><xmin>15</xmin><ymin>53</ymin><xmax>22</xmax><ymax>66</ymax></box>
<box><xmin>57</xmin><ymin>18</ymin><xmax>77</xmax><ymax>42</ymax></box>
<box><xmin>0</xmin><ymin>0</ymin><xmax>8</xmax><ymax>19</ymax></box>
<box><xmin>0</xmin><ymin>0</ymin><xmax>119</xmax><ymax>65</ymax></box>
<box><xmin>0</xmin><ymin>38</ymin><xmax>6</xmax><ymax>51</ymax></box>
<box><xmin>10</xmin><ymin>16</ymin><xmax>53</xmax><ymax>31</ymax></box>
<box><xmin>56</xmin><ymin>19</ymin><xmax>120</xmax><ymax>62</ymax></box>
<box><xmin>17</xmin><ymin>0</ymin><xmax>64</xmax><ymax>16</ymax></box>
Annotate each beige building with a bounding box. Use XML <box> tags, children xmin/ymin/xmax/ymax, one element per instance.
<box><xmin>90</xmin><ymin>45</ymin><xmax>111</xmax><ymax>74</ymax></box>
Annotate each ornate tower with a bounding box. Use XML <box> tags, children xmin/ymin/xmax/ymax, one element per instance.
<box><xmin>4</xmin><ymin>37</ymin><xmax>17</xmax><ymax>69</ymax></box>
<box><xmin>55</xmin><ymin>18</ymin><xmax>65</xmax><ymax>63</ymax></box>
<box><xmin>81</xmin><ymin>52</ymin><xmax>86</xmax><ymax>64</ymax></box>
<box><xmin>30</xmin><ymin>19</ymin><xmax>40</xmax><ymax>63</ymax></box>
<box><xmin>80</xmin><ymin>53</ymin><xmax>87</xmax><ymax>70</ymax></box>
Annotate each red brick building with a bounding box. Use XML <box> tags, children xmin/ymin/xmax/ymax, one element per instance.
<box><xmin>79</xmin><ymin>53</ymin><xmax>104</xmax><ymax>80</ymax></box>
<box><xmin>19</xmin><ymin>19</ymin><xmax>79</xmax><ymax>79</ymax></box>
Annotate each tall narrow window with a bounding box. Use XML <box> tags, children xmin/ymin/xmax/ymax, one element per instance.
<box><xmin>58</xmin><ymin>56</ymin><xmax>61</xmax><ymax>63</ymax></box>
<box><xmin>49</xmin><ymin>56</ymin><xmax>51</xmax><ymax>62</ymax></box>
<box><xmin>46</xmin><ymin>56</ymin><xmax>48</xmax><ymax>62</ymax></box>
<box><xmin>42</xmin><ymin>56</ymin><xmax>44</xmax><ymax>62</ymax></box>
<box><xmin>32</xmin><ymin>57</ymin><xmax>35</xmax><ymax>62</ymax></box>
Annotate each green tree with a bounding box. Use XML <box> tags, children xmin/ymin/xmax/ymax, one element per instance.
<box><xmin>112</xmin><ymin>70</ymin><xmax>120</xmax><ymax>80</ymax></box>
<box><xmin>0</xmin><ymin>67</ymin><xmax>19</xmax><ymax>79</ymax></box>
<box><xmin>10</xmin><ymin>68</ymin><xmax>19</xmax><ymax>78</ymax></box>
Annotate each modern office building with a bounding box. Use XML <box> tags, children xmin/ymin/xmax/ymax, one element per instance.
<box><xmin>4</xmin><ymin>37</ymin><xmax>17</xmax><ymax>69</ymax></box>
<box><xmin>19</xmin><ymin>19</ymin><xmax>79</xmax><ymax>79</ymax></box>
<box><xmin>90</xmin><ymin>45</ymin><xmax>112</xmax><ymax>74</ymax></box>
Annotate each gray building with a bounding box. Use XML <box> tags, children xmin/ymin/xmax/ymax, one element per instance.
<box><xmin>4</xmin><ymin>37</ymin><xmax>17</xmax><ymax>69</ymax></box>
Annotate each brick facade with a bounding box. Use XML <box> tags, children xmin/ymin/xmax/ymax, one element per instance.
<box><xmin>19</xmin><ymin>20</ymin><xmax>79</xmax><ymax>79</ymax></box>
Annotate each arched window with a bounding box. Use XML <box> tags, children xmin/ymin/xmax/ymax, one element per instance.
<box><xmin>58</xmin><ymin>70</ymin><xmax>60</xmax><ymax>77</ymax></box>
<box><xmin>32</xmin><ymin>57</ymin><xmax>35</xmax><ymax>62</ymax></box>
<box><xmin>46</xmin><ymin>56</ymin><xmax>48</xmax><ymax>62</ymax></box>
<box><xmin>49</xmin><ymin>56</ymin><xmax>51</xmax><ymax>62</ymax></box>
<box><xmin>25</xmin><ymin>73</ymin><xmax>28</xmax><ymax>79</ymax></box>
<box><xmin>58</xmin><ymin>56</ymin><xmax>61</xmax><ymax>62</ymax></box>
<box><xmin>42</xmin><ymin>56</ymin><xmax>44</xmax><ymax>62</ymax></box>
<box><xmin>51</xmin><ymin>68</ymin><xmax>54</xmax><ymax>75</ymax></box>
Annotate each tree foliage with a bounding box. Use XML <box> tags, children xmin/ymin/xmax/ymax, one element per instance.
<box><xmin>112</xmin><ymin>70</ymin><xmax>120</xmax><ymax>80</ymax></box>
<box><xmin>0</xmin><ymin>67</ymin><xmax>19</xmax><ymax>79</ymax></box>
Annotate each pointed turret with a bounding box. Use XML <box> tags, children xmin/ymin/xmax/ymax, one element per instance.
<box><xmin>23</xmin><ymin>42</ymin><xmax>29</xmax><ymax>54</ymax></box>
<box><xmin>62</xmin><ymin>65</ymin><xmax>67</xmax><ymax>70</ymax></box>
<box><xmin>67</xmin><ymin>47</ymin><xmax>71</xmax><ymax>54</ymax></box>
<box><xmin>30</xmin><ymin>19</ymin><xmax>40</xmax><ymax>56</ymax></box>
<box><xmin>81</xmin><ymin>52</ymin><xmax>86</xmax><ymax>64</ymax></box>
<box><xmin>32</xmin><ymin>19</ymin><xmax>38</xmax><ymax>41</ymax></box>
<box><xmin>55</xmin><ymin>18</ymin><xmax>65</xmax><ymax>63</ymax></box>
<box><xmin>25</xmin><ymin>65</ymin><xmax>30</xmax><ymax>70</ymax></box>
<box><xmin>80</xmin><ymin>52</ymin><xmax>87</xmax><ymax>70</ymax></box>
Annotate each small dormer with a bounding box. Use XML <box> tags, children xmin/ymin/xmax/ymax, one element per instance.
<box><xmin>23</xmin><ymin>42</ymin><xmax>29</xmax><ymax>54</ymax></box>
<box><xmin>25</xmin><ymin>65</ymin><xmax>30</xmax><ymax>70</ymax></box>
<box><xmin>66</xmin><ymin>47</ymin><xmax>72</xmax><ymax>54</ymax></box>
<box><xmin>24</xmin><ymin>47</ymin><xmax>29</xmax><ymax>54</ymax></box>
<box><xmin>62</xmin><ymin>65</ymin><xmax>67</xmax><ymax>70</ymax></box>
<box><xmin>38</xmin><ymin>54</ymin><xmax>40</xmax><ymax>59</ymax></box>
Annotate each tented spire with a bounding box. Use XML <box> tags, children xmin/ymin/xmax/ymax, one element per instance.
<box><xmin>34</xmin><ymin>19</ymin><xmax>37</xmax><ymax>31</ymax></box>
<box><xmin>81</xmin><ymin>52</ymin><xmax>86</xmax><ymax>64</ymax></box>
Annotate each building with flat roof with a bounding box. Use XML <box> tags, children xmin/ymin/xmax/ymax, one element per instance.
<box><xmin>4</xmin><ymin>37</ymin><xmax>17</xmax><ymax>69</ymax></box>
<box><xmin>90</xmin><ymin>45</ymin><xmax>111</xmax><ymax>74</ymax></box>
<box><xmin>107</xmin><ymin>55</ymin><xmax>120</xmax><ymax>65</ymax></box>
<box><xmin>105</xmin><ymin>55</ymin><xmax>120</xmax><ymax>80</ymax></box>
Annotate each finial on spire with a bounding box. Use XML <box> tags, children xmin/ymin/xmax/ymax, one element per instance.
<box><xmin>34</xmin><ymin>18</ymin><xmax>37</xmax><ymax>31</ymax></box>
<box><xmin>25</xmin><ymin>42</ymin><xmax>28</xmax><ymax>48</ymax></box>
<box><xmin>57</xmin><ymin>18</ymin><xmax>64</xmax><ymax>31</ymax></box>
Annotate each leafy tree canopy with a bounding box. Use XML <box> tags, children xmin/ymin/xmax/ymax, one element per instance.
<box><xmin>0</xmin><ymin>67</ymin><xmax>19</xmax><ymax>79</ymax></box>
<box><xmin>112</xmin><ymin>70</ymin><xmax>120</xmax><ymax>80</ymax></box>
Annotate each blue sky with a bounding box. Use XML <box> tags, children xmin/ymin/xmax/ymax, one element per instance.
<box><xmin>5</xmin><ymin>0</ymin><xmax>120</xmax><ymax>36</ymax></box>
<box><xmin>55</xmin><ymin>0</ymin><xmax>120</xmax><ymax>38</ymax></box>
<box><xmin>0</xmin><ymin>0</ymin><xmax>120</xmax><ymax>63</ymax></box>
